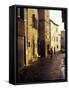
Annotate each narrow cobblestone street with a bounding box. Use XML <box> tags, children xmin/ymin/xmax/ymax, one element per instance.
<box><xmin>18</xmin><ymin>52</ymin><xmax>65</xmax><ymax>82</ymax></box>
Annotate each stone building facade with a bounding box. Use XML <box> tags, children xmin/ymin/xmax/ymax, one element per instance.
<box><xmin>18</xmin><ymin>8</ymin><xmax>51</xmax><ymax>71</ymax></box>
<box><xmin>25</xmin><ymin>9</ymin><xmax>38</xmax><ymax>65</ymax></box>
<box><xmin>18</xmin><ymin>8</ymin><xmax>38</xmax><ymax>71</ymax></box>
<box><xmin>49</xmin><ymin>19</ymin><xmax>61</xmax><ymax>53</ymax></box>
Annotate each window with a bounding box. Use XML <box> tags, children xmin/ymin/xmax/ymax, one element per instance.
<box><xmin>18</xmin><ymin>8</ymin><xmax>24</xmax><ymax>20</ymax></box>
<box><xmin>24</xmin><ymin>8</ymin><xmax>27</xmax><ymax>21</ymax></box>
<box><xmin>18</xmin><ymin>8</ymin><xmax>20</xmax><ymax>18</ymax></box>
<box><xmin>32</xmin><ymin>14</ymin><xmax>37</xmax><ymax>29</ymax></box>
<box><xmin>57</xmin><ymin>45</ymin><xmax>58</xmax><ymax>48</ymax></box>
<box><xmin>32</xmin><ymin>14</ymin><xmax>35</xmax><ymax>28</ymax></box>
<box><xmin>27</xmin><ymin>42</ymin><xmax>30</xmax><ymax>47</ymax></box>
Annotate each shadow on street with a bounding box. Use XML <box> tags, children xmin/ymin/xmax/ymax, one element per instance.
<box><xmin>18</xmin><ymin>52</ymin><xmax>65</xmax><ymax>83</ymax></box>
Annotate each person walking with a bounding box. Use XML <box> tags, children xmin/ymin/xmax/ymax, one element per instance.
<box><xmin>50</xmin><ymin>48</ymin><xmax>53</xmax><ymax>59</ymax></box>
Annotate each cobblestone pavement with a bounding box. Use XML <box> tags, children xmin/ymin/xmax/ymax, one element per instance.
<box><xmin>18</xmin><ymin>53</ymin><xmax>65</xmax><ymax>82</ymax></box>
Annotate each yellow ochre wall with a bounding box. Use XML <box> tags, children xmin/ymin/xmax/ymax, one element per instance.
<box><xmin>25</xmin><ymin>9</ymin><xmax>38</xmax><ymax>65</ymax></box>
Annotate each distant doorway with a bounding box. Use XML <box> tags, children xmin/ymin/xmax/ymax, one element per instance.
<box><xmin>38</xmin><ymin>39</ymin><xmax>45</xmax><ymax>57</ymax></box>
<box><xmin>33</xmin><ymin>39</ymin><xmax>35</xmax><ymax>57</ymax></box>
<box><xmin>47</xmin><ymin>44</ymin><xmax>50</xmax><ymax>55</ymax></box>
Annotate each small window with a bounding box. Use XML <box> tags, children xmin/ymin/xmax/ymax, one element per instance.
<box><xmin>28</xmin><ymin>42</ymin><xmax>30</xmax><ymax>47</ymax></box>
<box><xmin>18</xmin><ymin>8</ymin><xmax>24</xmax><ymax>20</ymax></box>
<box><xmin>32</xmin><ymin>14</ymin><xmax>35</xmax><ymax>28</ymax></box>
<box><xmin>32</xmin><ymin>14</ymin><xmax>37</xmax><ymax>29</ymax></box>
<box><xmin>57</xmin><ymin>45</ymin><xmax>58</xmax><ymax>48</ymax></box>
<box><xmin>18</xmin><ymin>8</ymin><xmax>20</xmax><ymax>18</ymax></box>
